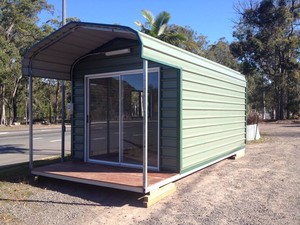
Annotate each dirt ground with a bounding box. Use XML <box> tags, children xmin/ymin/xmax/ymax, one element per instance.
<box><xmin>0</xmin><ymin>121</ymin><xmax>299</xmax><ymax>225</ymax></box>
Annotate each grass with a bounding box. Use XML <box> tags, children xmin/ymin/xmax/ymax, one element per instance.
<box><xmin>246</xmin><ymin>132</ymin><xmax>271</xmax><ymax>145</ymax></box>
<box><xmin>0</xmin><ymin>156</ymin><xmax>71</xmax><ymax>208</ymax></box>
<box><xmin>0</xmin><ymin>181</ymin><xmax>33</xmax><ymax>199</ymax></box>
<box><xmin>0</xmin><ymin>156</ymin><xmax>70</xmax><ymax>183</ymax></box>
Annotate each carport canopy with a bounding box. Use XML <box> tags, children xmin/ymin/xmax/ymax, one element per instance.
<box><xmin>23</xmin><ymin>21</ymin><xmax>152</xmax><ymax>191</ymax></box>
<box><xmin>22</xmin><ymin>22</ymin><xmax>140</xmax><ymax>80</ymax></box>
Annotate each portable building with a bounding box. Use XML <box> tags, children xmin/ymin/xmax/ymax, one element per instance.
<box><xmin>22</xmin><ymin>22</ymin><xmax>246</xmax><ymax>194</ymax></box>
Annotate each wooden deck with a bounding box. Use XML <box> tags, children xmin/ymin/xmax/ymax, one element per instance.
<box><xmin>32</xmin><ymin>161</ymin><xmax>178</xmax><ymax>193</ymax></box>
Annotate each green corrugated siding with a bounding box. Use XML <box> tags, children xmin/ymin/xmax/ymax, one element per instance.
<box><xmin>160</xmin><ymin>67</ymin><xmax>180</xmax><ymax>172</ymax></box>
<box><xmin>180</xmin><ymin>69</ymin><xmax>246</xmax><ymax>172</ymax></box>
<box><xmin>72</xmin><ymin>44</ymin><xmax>180</xmax><ymax>172</ymax></box>
<box><xmin>72</xmin><ymin>73</ymin><xmax>84</xmax><ymax>159</ymax></box>
<box><xmin>139</xmin><ymin>32</ymin><xmax>246</xmax><ymax>174</ymax></box>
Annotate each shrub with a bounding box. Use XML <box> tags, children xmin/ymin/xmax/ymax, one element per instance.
<box><xmin>247</xmin><ymin>112</ymin><xmax>259</xmax><ymax>125</ymax></box>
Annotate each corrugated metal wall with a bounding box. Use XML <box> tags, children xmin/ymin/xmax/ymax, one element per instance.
<box><xmin>160</xmin><ymin>67</ymin><xmax>180</xmax><ymax>172</ymax></box>
<box><xmin>181</xmin><ymin>69</ymin><xmax>246</xmax><ymax>172</ymax></box>
<box><xmin>72</xmin><ymin>41</ymin><xmax>180</xmax><ymax>172</ymax></box>
<box><xmin>139</xmin><ymin>32</ymin><xmax>246</xmax><ymax>174</ymax></box>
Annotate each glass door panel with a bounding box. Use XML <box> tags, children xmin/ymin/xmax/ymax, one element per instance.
<box><xmin>89</xmin><ymin>77</ymin><xmax>119</xmax><ymax>162</ymax></box>
<box><xmin>121</xmin><ymin>72</ymin><xmax>158</xmax><ymax>167</ymax></box>
<box><xmin>87</xmin><ymin>70</ymin><xmax>159</xmax><ymax>169</ymax></box>
<box><xmin>121</xmin><ymin>74</ymin><xmax>144</xmax><ymax>165</ymax></box>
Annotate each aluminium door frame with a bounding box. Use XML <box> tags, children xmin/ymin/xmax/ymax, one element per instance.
<box><xmin>84</xmin><ymin>67</ymin><xmax>160</xmax><ymax>171</ymax></box>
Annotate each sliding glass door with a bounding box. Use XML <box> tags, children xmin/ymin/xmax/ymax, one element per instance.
<box><xmin>86</xmin><ymin>69</ymin><xmax>159</xmax><ymax>169</ymax></box>
<box><xmin>88</xmin><ymin>76</ymin><xmax>120</xmax><ymax>162</ymax></box>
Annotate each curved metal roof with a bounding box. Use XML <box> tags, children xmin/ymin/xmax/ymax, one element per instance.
<box><xmin>22</xmin><ymin>21</ymin><xmax>245</xmax><ymax>83</ymax></box>
<box><xmin>22</xmin><ymin>22</ymin><xmax>139</xmax><ymax>80</ymax></box>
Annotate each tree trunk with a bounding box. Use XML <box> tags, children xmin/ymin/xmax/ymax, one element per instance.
<box><xmin>8</xmin><ymin>105</ymin><xmax>12</xmax><ymax>126</ymax></box>
<box><xmin>48</xmin><ymin>103</ymin><xmax>52</xmax><ymax>124</ymax></box>
<box><xmin>279</xmin><ymin>88</ymin><xmax>285</xmax><ymax>120</ymax></box>
<box><xmin>276</xmin><ymin>90</ymin><xmax>281</xmax><ymax>121</ymax></box>
<box><xmin>263</xmin><ymin>90</ymin><xmax>266</xmax><ymax>120</ymax></box>
<box><xmin>54</xmin><ymin>80</ymin><xmax>60</xmax><ymax>124</ymax></box>
<box><xmin>13</xmin><ymin>93</ymin><xmax>17</xmax><ymax>122</ymax></box>
<box><xmin>47</xmin><ymin>80</ymin><xmax>52</xmax><ymax>123</ymax></box>
<box><xmin>1</xmin><ymin>85</ymin><xmax>6</xmax><ymax>125</ymax></box>
<box><xmin>286</xmin><ymin>90</ymin><xmax>290</xmax><ymax>119</ymax></box>
<box><xmin>9</xmin><ymin>76</ymin><xmax>22</xmax><ymax>124</ymax></box>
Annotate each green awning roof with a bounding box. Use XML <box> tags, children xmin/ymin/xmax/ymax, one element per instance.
<box><xmin>22</xmin><ymin>22</ymin><xmax>139</xmax><ymax>80</ymax></box>
<box><xmin>22</xmin><ymin>21</ymin><xmax>245</xmax><ymax>82</ymax></box>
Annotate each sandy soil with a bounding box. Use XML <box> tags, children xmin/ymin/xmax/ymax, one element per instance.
<box><xmin>1</xmin><ymin>121</ymin><xmax>299</xmax><ymax>225</ymax></box>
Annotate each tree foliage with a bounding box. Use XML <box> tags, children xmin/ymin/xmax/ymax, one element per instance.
<box><xmin>0</xmin><ymin>0</ymin><xmax>54</xmax><ymax>125</ymax></box>
<box><xmin>0</xmin><ymin>0</ymin><xmax>74</xmax><ymax>125</ymax></box>
<box><xmin>231</xmin><ymin>0</ymin><xmax>300</xmax><ymax>119</ymax></box>
<box><xmin>169</xmin><ymin>25</ymin><xmax>209</xmax><ymax>56</ymax></box>
<box><xmin>135</xmin><ymin>9</ymin><xmax>186</xmax><ymax>45</ymax></box>
<box><xmin>136</xmin><ymin>10</ymin><xmax>239</xmax><ymax>71</ymax></box>
<box><xmin>206</xmin><ymin>37</ymin><xmax>239</xmax><ymax>70</ymax></box>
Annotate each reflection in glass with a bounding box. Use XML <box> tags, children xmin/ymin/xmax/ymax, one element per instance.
<box><xmin>89</xmin><ymin>77</ymin><xmax>119</xmax><ymax>162</ymax></box>
<box><xmin>121</xmin><ymin>74</ymin><xmax>144</xmax><ymax>165</ymax></box>
<box><xmin>121</xmin><ymin>72</ymin><xmax>158</xmax><ymax>167</ymax></box>
<box><xmin>131</xmin><ymin>91</ymin><xmax>142</xmax><ymax>117</ymax></box>
<box><xmin>88</xmin><ymin>71</ymin><xmax>159</xmax><ymax>168</ymax></box>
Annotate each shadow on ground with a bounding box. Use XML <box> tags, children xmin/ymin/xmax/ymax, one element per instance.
<box><xmin>37</xmin><ymin>176</ymin><xmax>144</xmax><ymax>207</ymax></box>
<box><xmin>0</xmin><ymin>145</ymin><xmax>27</xmax><ymax>154</ymax></box>
<box><xmin>1</xmin><ymin>177</ymin><xmax>144</xmax><ymax>208</ymax></box>
<box><xmin>0</xmin><ymin>160</ymin><xmax>144</xmax><ymax>208</ymax></box>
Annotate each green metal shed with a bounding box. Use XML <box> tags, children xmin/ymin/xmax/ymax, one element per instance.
<box><xmin>22</xmin><ymin>22</ymin><xmax>246</xmax><ymax>193</ymax></box>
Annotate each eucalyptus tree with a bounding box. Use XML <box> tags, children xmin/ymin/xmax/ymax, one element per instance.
<box><xmin>231</xmin><ymin>0</ymin><xmax>300</xmax><ymax>119</ymax></box>
<box><xmin>0</xmin><ymin>0</ymin><xmax>53</xmax><ymax>125</ymax></box>
<box><xmin>206</xmin><ymin>38</ymin><xmax>239</xmax><ymax>70</ymax></box>
<box><xmin>135</xmin><ymin>9</ymin><xmax>186</xmax><ymax>45</ymax></box>
<box><xmin>39</xmin><ymin>17</ymin><xmax>79</xmax><ymax>124</ymax></box>
<box><xmin>168</xmin><ymin>25</ymin><xmax>209</xmax><ymax>56</ymax></box>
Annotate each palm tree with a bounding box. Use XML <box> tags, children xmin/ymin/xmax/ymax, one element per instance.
<box><xmin>135</xmin><ymin>10</ymin><xmax>186</xmax><ymax>45</ymax></box>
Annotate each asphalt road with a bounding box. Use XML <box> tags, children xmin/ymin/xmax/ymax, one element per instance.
<box><xmin>0</xmin><ymin>120</ymin><xmax>158</xmax><ymax>167</ymax></box>
<box><xmin>0</xmin><ymin>127</ymin><xmax>71</xmax><ymax>167</ymax></box>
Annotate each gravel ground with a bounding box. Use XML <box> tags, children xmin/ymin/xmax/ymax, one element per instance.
<box><xmin>1</xmin><ymin>121</ymin><xmax>299</xmax><ymax>225</ymax></box>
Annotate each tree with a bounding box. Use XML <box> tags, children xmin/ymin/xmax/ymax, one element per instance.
<box><xmin>206</xmin><ymin>37</ymin><xmax>239</xmax><ymax>70</ymax></box>
<box><xmin>0</xmin><ymin>35</ymin><xmax>18</xmax><ymax>124</ymax></box>
<box><xmin>231</xmin><ymin>0</ymin><xmax>300</xmax><ymax>120</ymax></box>
<box><xmin>169</xmin><ymin>25</ymin><xmax>209</xmax><ymax>56</ymax></box>
<box><xmin>40</xmin><ymin>17</ymin><xmax>79</xmax><ymax>124</ymax></box>
<box><xmin>0</xmin><ymin>1</ymin><xmax>77</xmax><ymax>125</ymax></box>
<box><xmin>0</xmin><ymin>0</ymin><xmax>53</xmax><ymax>125</ymax></box>
<box><xmin>135</xmin><ymin>9</ymin><xmax>186</xmax><ymax>45</ymax></box>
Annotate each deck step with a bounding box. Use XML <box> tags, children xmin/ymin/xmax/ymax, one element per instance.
<box><xmin>143</xmin><ymin>183</ymin><xmax>176</xmax><ymax>207</ymax></box>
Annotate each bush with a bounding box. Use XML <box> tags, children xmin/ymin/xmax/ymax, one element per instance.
<box><xmin>247</xmin><ymin>112</ymin><xmax>259</xmax><ymax>125</ymax></box>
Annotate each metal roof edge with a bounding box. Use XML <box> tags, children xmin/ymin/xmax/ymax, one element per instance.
<box><xmin>22</xmin><ymin>21</ymin><xmax>140</xmax><ymax>77</ymax></box>
<box><xmin>24</xmin><ymin>21</ymin><xmax>137</xmax><ymax>58</ymax></box>
<box><xmin>137</xmin><ymin>31</ymin><xmax>182</xmax><ymax>71</ymax></box>
<box><xmin>138</xmin><ymin>32</ymin><xmax>245</xmax><ymax>82</ymax></box>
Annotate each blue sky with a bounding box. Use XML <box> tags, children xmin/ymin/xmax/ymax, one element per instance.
<box><xmin>40</xmin><ymin>0</ymin><xmax>239</xmax><ymax>44</ymax></box>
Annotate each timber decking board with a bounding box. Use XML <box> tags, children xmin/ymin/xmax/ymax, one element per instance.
<box><xmin>32</xmin><ymin>161</ymin><xmax>177</xmax><ymax>191</ymax></box>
